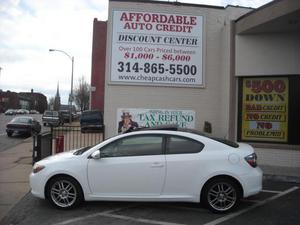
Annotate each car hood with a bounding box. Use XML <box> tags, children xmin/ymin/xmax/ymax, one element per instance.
<box><xmin>37</xmin><ymin>150</ymin><xmax>77</xmax><ymax>165</ymax></box>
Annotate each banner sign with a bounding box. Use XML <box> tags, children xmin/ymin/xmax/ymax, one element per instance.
<box><xmin>241</xmin><ymin>77</ymin><xmax>289</xmax><ymax>142</ymax></box>
<box><xmin>110</xmin><ymin>10</ymin><xmax>204</xmax><ymax>87</ymax></box>
<box><xmin>117</xmin><ymin>108</ymin><xmax>195</xmax><ymax>134</ymax></box>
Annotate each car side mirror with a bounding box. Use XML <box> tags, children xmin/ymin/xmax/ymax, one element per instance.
<box><xmin>90</xmin><ymin>150</ymin><xmax>101</xmax><ymax>159</ymax></box>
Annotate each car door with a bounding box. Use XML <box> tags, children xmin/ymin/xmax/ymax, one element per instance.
<box><xmin>163</xmin><ymin>135</ymin><xmax>205</xmax><ymax>198</ymax></box>
<box><xmin>87</xmin><ymin>134</ymin><xmax>166</xmax><ymax>198</ymax></box>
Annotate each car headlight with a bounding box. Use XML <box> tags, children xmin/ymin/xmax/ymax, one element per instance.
<box><xmin>33</xmin><ymin>164</ymin><xmax>45</xmax><ymax>173</ymax></box>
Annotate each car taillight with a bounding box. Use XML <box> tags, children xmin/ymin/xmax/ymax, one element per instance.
<box><xmin>244</xmin><ymin>153</ymin><xmax>257</xmax><ymax>168</ymax></box>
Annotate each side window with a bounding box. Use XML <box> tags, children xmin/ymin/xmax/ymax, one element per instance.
<box><xmin>166</xmin><ymin>136</ymin><xmax>204</xmax><ymax>154</ymax></box>
<box><xmin>100</xmin><ymin>135</ymin><xmax>163</xmax><ymax>158</ymax></box>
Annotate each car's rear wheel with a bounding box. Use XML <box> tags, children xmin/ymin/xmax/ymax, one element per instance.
<box><xmin>7</xmin><ymin>131</ymin><xmax>13</xmax><ymax>137</ymax></box>
<box><xmin>46</xmin><ymin>176</ymin><xmax>83</xmax><ymax>209</ymax></box>
<box><xmin>202</xmin><ymin>177</ymin><xmax>240</xmax><ymax>213</ymax></box>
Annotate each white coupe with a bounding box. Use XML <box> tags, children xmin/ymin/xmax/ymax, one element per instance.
<box><xmin>30</xmin><ymin>128</ymin><xmax>262</xmax><ymax>213</ymax></box>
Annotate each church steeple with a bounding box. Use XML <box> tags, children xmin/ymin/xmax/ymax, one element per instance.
<box><xmin>55</xmin><ymin>82</ymin><xmax>60</xmax><ymax>98</ymax></box>
<box><xmin>54</xmin><ymin>82</ymin><xmax>61</xmax><ymax>111</ymax></box>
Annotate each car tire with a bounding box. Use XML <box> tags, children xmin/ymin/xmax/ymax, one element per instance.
<box><xmin>201</xmin><ymin>177</ymin><xmax>241</xmax><ymax>213</ymax></box>
<box><xmin>46</xmin><ymin>176</ymin><xmax>83</xmax><ymax>209</ymax></box>
<box><xmin>7</xmin><ymin>131</ymin><xmax>13</xmax><ymax>137</ymax></box>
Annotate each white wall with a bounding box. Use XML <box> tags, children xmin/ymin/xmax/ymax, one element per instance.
<box><xmin>236</xmin><ymin>33</ymin><xmax>300</xmax><ymax>76</ymax></box>
<box><xmin>104</xmin><ymin>1</ymin><xmax>250</xmax><ymax>138</ymax></box>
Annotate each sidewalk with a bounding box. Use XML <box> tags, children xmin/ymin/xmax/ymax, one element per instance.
<box><xmin>0</xmin><ymin>140</ymin><xmax>32</xmax><ymax>221</ymax></box>
<box><xmin>261</xmin><ymin>164</ymin><xmax>300</xmax><ymax>183</ymax></box>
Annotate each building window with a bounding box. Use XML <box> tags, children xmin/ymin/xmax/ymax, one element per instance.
<box><xmin>238</xmin><ymin>76</ymin><xmax>300</xmax><ymax>145</ymax></box>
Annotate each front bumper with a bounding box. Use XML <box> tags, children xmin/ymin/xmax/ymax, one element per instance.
<box><xmin>29</xmin><ymin>172</ymin><xmax>46</xmax><ymax>199</ymax></box>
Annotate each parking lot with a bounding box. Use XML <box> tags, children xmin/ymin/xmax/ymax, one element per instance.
<box><xmin>1</xmin><ymin>180</ymin><xmax>299</xmax><ymax>225</ymax></box>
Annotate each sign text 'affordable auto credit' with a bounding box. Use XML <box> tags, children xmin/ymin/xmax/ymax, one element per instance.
<box><xmin>110</xmin><ymin>11</ymin><xmax>204</xmax><ymax>87</ymax></box>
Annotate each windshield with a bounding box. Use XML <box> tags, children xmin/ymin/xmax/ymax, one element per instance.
<box><xmin>73</xmin><ymin>145</ymin><xmax>94</xmax><ymax>155</ymax></box>
<box><xmin>82</xmin><ymin>111</ymin><xmax>102</xmax><ymax>120</ymax></box>
<box><xmin>12</xmin><ymin>117</ymin><xmax>31</xmax><ymax>124</ymax></box>
<box><xmin>44</xmin><ymin>111</ymin><xmax>58</xmax><ymax>116</ymax></box>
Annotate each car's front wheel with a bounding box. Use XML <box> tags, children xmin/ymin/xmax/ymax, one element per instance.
<box><xmin>46</xmin><ymin>176</ymin><xmax>83</xmax><ymax>209</ymax></box>
<box><xmin>7</xmin><ymin>131</ymin><xmax>13</xmax><ymax>137</ymax></box>
<box><xmin>202</xmin><ymin>177</ymin><xmax>241</xmax><ymax>213</ymax></box>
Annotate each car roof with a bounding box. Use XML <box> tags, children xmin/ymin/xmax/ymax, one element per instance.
<box><xmin>124</xmin><ymin>124</ymin><xmax>205</xmax><ymax>135</ymax></box>
<box><xmin>12</xmin><ymin>116</ymin><xmax>33</xmax><ymax>120</ymax></box>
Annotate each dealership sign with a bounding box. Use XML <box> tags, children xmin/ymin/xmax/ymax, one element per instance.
<box><xmin>117</xmin><ymin>108</ymin><xmax>195</xmax><ymax>133</ymax></box>
<box><xmin>241</xmin><ymin>77</ymin><xmax>289</xmax><ymax>143</ymax></box>
<box><xmin>110</xmin><ymin>10</ymin><xmax>204</xmax><ymax>87</ymax></box>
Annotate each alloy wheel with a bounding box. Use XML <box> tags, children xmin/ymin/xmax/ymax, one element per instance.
<box><xmin>207</xmin><ymin>182</ymin><xmax>237</xmax><ymax>212</ymax></box>
<box><xmin>50</xmin><ymin>179</ymin><xmax>77</xmax><ymax>208</ymax></box>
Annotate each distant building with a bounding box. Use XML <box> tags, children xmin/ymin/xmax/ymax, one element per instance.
<box><xmin>0</xmin><ymin>90</ymin><xmax>19</xmax><ymax>112</ymax></box>
<box><xmin>0</xmin><ymin>89</ymin><xmax>47</xmax><ymax>113</ymax></box>
<box><xmin>19</xmin><ymin>89</ymin><xmax>48</xmax><ymax>113</ymax></box>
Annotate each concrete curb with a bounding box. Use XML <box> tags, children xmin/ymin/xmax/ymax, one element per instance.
<box><xmin>263</xmin><ymin>174</ymin><xmax>300</xmax><ymax>184</ymax></box>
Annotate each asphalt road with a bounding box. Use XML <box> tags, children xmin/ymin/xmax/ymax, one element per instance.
<box><xmin>0</xmin><ymin>181</ymin><xmax>299</xmax><ymax>225</ymax></box>
<box><xmin>0</xmin><ymin>113</ymin><xmax>48</xmax><ymax>152</ymax></box>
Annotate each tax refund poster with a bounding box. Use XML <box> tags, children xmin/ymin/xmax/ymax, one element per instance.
<box><xmin>241</xmin><ymin>77</ymin><xmax>289</xmax><ymax>143</ymax></box>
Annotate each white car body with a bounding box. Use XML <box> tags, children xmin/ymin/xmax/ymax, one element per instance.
<box><xmin>30</xmin><ymin>130</ymin><xmax>262</xmax><ymax>212</ymax></box>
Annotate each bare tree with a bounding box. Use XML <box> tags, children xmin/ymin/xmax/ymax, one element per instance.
<box><xmin>74</xmin><ymin>76</ymin><xmax>90</xmax><ymax>112</ymax></box>
<box><xmin>48</xmin><ymin>97</ymin><xmax>55</xmax><ymax>110</ymax></box>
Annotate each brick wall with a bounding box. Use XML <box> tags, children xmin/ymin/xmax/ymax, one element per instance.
<box><xmin>90</xmin><ymin>19</ymin><xmax>107</xmax><ymax>112</ymax></box>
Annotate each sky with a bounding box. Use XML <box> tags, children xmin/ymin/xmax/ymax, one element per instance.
<box><xmin>0</xmin><ymin>0</ymin><xmax>272</xmax><ymax>104</ymax></box>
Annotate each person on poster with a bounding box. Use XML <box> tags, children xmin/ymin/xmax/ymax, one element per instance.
<box><xmin>118</xmin><ymin>111</ymin><xmax>139</xmax><ymax>134</ymax></box>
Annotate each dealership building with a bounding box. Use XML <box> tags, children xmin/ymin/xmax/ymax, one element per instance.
<box><xmin>90</xmin><ymin>0</ymin><xmax>300</xmax><ymax>168</ymax></box>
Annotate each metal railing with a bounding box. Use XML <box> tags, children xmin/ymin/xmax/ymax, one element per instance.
<box><xmin>51</xmin><ymin>125</ymin><xmax>104</xmax><ymax>152</ymax></box>
<box><xmin>32</xmin><ymin>125</ymin><xmax>105</xmax><ymax>164</ymax></box>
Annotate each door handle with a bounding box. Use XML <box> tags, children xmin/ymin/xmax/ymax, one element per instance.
<box><xmin>151</xmin><ymin>162</ymin><xmax>164</xmax><ymax>168</ymax></box>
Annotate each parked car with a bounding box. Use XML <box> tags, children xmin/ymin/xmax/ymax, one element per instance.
<box><xmin>80</xmin><ymin>110</ymin><xmax>104</xmax><ymax>133</ymax></box>
<box><xmin>30</xmin><ymin>110</ymin><xmax>40</xmax><ymax>114</ymax></box>
<box><xmin>72</xmin><ymin>112</ymin><xmax>79</xmax><ymax>121</ymax></box>
<box><xmin>59</xmin><ymin>110</ymin><xmax>72</xmax><ymax>123</ymax></box>
<box><xmin>6</xmin><ymin>116</ymin><xmax>41</xmax><ymax>137</ymax></box>
<box><xmin>16</xmin><ymin>109</ymin><xmax>29</xmax><ymax>114</ymax></box>
<box><xmin>30</xmin><ymin>127</ymin><xmax>262</xmax><ymax>213</ymax></box>
<box><xmin>4</xmin><ymin>109</ymin><xmax>16</xmax><ymax>115</ymax></box>
<box><xmin>42</xmin><ymin>110</ymin><xmax>63</xmax><ymax>127</ymax></box>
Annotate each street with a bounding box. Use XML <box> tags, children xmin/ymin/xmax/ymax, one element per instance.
<box><xmin>0</xmin><ymin>113</ymin><xmax>47</xmax><ymax>152</ymax></box>
<box><xmin>0</xmin><ymin>181</ymin><xmax>299</xmax><ymax>225</ymax></box>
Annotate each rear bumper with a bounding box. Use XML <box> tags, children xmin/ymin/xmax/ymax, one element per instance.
<box><xmin>241</xmin><ymin>167</ymin><xmax>263</xmax><ymax>197</ymax></box>
<box><xmin>42</xmin><ymin>118</ymin><xmax>60</xmax><ymax>126</ymax></box>
<box><xmin>6</xmin><ymin>128</ymin><xmax>30</xmax><ymax>133</ymax></box>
